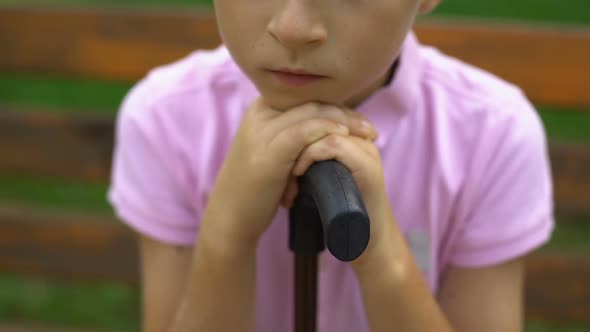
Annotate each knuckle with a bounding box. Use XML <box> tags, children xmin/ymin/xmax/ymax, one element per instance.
<box><xmin>320</xmin><ymin>105</ymin><xmax>346</xmax><ymax>121</ymax></box>
<box><xmin>352</xmin><ymin>110</ymin><xmax>367</xmax><ymax>120</ymax></box>
<box><xmin>324</xmin><ymin>133</ymin><xmax>343</xmax><ymax>148</ymax></box>
<box><xmin>301</xmin><ymin>101</ymin><xmax>322</xmax><ymax>113</ymax></box>
<box><xmin>323</xmin><ymin>104</ymin><xmax>345</xmax><ymax>115</ymax></box>
<box><xmin>301</xmin><ymin>119</ymin><xmax>337</xmax><ymax>143</ymax></box>
<box><xmin>319</xmin><ymin>117</ymin><xmax>341</xmax><ymax>130</ymax></box>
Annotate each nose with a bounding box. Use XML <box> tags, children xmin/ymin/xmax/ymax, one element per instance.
<box><xmin>267</xmin><ymin>0</ymin><xmax>327</xmax><ymax>50</ymax></box>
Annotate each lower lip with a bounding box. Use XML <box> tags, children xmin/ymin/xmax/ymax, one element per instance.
<box><xmin>271</xmin><ymin>71</ymin><xmax>324</xmax><ymax>87</ymax></box>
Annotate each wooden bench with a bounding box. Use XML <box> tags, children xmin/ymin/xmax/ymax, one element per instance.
<box><xmin>1</xmin><ymin>5</ymin><xmax>590</xmax><ymax>327</ymax></box>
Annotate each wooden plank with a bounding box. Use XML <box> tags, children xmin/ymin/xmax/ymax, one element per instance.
<box><xmin>550</xmin><ymin>143</ymin><xmax>590</xmax><ymax>218</ymax></box>
<box><xmin>0</xmin><ymin>204</ymin><xmax>588</xmax><ymax>323</ymax></box>
<box><xmin>415</xmin><ymin>19</ymin><xmax>590</xmax><ymax>109</ymax></box>
<box><xmin>0</xmin><ymin>6</ymin><xmax>219</xmax><ymax>82</ymax></box>
<box><xmin>1</xmin><ymin>6</ymin><xmax>590</xmax><ymax>108</ymax></box>
<box><xmin>0</xmin><ymin>324</ymin><xmax>111</xmax><ymax>332</ymax></box>
<box><xmin>0</xmin><ymin>204</ymin><xmax>139</xmax><ymax>285</ymax></box>
<box><xmin>0</xmin><ymin>107</ymin><xmax>114</xmax><ymax>183</ymax></box>
<box><xmin>525</xmin><ymin>254</ymin><xmax>590</xmax><ymax>324</ymax></box>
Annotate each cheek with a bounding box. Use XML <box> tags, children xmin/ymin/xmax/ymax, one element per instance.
<box><xmin>337</xmin><ymin>32</ymin><xmax>399</xmax><ymax>87</ymax></box>
<box><xmin>215</xmin><ymin>3</ymin><xmax>260</xmax><ymax>52</ymax></box>
<box><xmin>342</xmin><ymin>8</ymin><xmax>414</xmax><ymax>69</ymax></box>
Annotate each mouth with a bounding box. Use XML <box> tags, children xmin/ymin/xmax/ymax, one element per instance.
<box><xmin>267</xmin><ymin>69</ymin><xmax>326</xmax><ymax>87</ymax></box>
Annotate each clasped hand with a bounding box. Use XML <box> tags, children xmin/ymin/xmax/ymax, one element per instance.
<box><xmin>202</xmin><ymin>97</ymin><xmax>396</xmax><ymax>268</ymax></box>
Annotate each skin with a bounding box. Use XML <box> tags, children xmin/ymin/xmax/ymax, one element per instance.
<box><xmin>215</xmin><ymin>0</ymin><xmax>425</xmax><ymax>110</ymax></box>
<box><xmin>137</xmin><ymin>0</ymin><xmax>525</xmax><ymax>331</ymax></box>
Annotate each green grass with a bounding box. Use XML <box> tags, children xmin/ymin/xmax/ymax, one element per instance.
<box><xmin>0</xmin><ymin>277</ymin><xmax>587</xmax><ymax>332</ymax></box>
<box><xmin>0</xmin><ymin>174</ymin><xmax>111</xmax><ymax>213</ymax></box>
<box><xmin>432</xmin><ymin>0</ymin><xmax>590</xmax><ymax>25</ymax></box>
<box><xmin>0</xmin><ymin>275</ymin><xmax>588</xmax><ymax>332</ymax></box>
<box><xmin>0</xmin><ymin>0</ymin><xmax>590</xmax><ymax>24</ymax></box>
<box><xmin>0</xmin><ymin>73</ymin><xmax>131</xmax><ymax>112</ymax></box>
<box><xmin>526</xmin><ymin>322</ymin><xmax>589</xmax><ymax>332</ymax></box>
<box><xmin>1</xmin><ymin>0</ymin><xmax>589</xmax><ymax>331</ymax></box>
<box><xmin>540</xmin><ymin>220</ymin><xmax>590</xmax><ymax>254</ymax></box>
<box><xmin>538</xmin><ymin>107</ymin><xmax>590</xmax><ymax>142</ymax></box>
<box><xmin>2</xmin><ymin>0</ymin><xmax>590</xmax><ymax>24</ymax></box>
<box><xmin>0</xmin><ymin>276</ymin><xmax>139</xmax><ymax>331</ymax></box>
<box><xmin>0</xmin><ymin>0</ymin><xmax>211</xmax><ymax>9</ymax></box>
<box><xmin>5</xmin><ymin>0</ymin><xmax>590</xmax><ymax>25</ymax></box>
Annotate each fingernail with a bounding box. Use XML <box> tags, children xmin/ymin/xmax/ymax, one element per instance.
<box><xmin>362</xmin><ymin>121</ymin><xmax>379</xmax><ymax>141</ymax></box>
<box><xmin>361</xmin><ymin>120</ymin><xmax>374</xmax><ymax>134</ymax></box>
<box><xmin>338</xmin><ymin>123</ymin><xmax>349</xmax><ymax>133</ymax></box>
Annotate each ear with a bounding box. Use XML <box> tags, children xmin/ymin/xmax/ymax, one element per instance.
<box><xmin>418</xmin><ymin>0</ymin><xmax>442</xmax><ymax>14</ymax></box>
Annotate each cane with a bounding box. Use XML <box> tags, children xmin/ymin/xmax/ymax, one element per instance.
<box><xmin>289</xmin><ymin>160</ymin><xmax>371</xmax><ymax>332</ymax></box>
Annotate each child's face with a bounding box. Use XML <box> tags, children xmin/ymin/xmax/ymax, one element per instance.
<box><xmin>214</xmin><ymin>0</ymin><xmax>439</xmax><ymax>111</ymax></box>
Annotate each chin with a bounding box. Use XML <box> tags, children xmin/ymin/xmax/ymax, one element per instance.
<box><xmin>262</xmin><ymin>96</ymin><xmax>313</xmax><ymax>111</ymax></box>
<box><xmin>260</xmin><ymin>91</ymin><xmax>348</xmax><ymax>112</ymax></box>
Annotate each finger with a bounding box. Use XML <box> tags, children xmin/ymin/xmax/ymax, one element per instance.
<box><xmin>264</xmin><ymin>102</ymin><xmax>378</xmax><ymax>141</ymax></box>
<box><xmin>269</xmin><ymin>118</ymin><xmax>350</xmax><ymax>164</ymax></box>
<box><xmin>280</xmin><ymin>175</ymin><xmax>294</xmax><ymax>208</ymax></box>
<box><xmin>280</xmin><ymin>186</ymin><xmax>289</xmax><ymax>208</ymax></box>
<box><xmin>292</xmin><ymin>135</ymin><xmax>379</xmax><ymax>177</ymax></box>
<box><xmin>340</xmin><ymin>106</ymin><xmax>379</xmax><ymax>142</ymax></box>
<box><xmin>282</xmin><ymin>175</ymin><xmax>300</xmax><ymax>208</ymax></box>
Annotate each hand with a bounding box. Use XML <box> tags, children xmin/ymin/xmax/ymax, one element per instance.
<box><xmin>284</xmin><ymin>121</ymin><xmax>400</xmax><ymax>272</ymax></box>
<box><xmin>201</xmin><ymin>97</ymin><xmax>378</xmax><ymax>252</ymax></box>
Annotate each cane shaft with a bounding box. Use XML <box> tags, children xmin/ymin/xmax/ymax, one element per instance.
<box><xmin>295</xmin><ymin>255</ymin><xmax>317</xmax><ymax>332</ymax></box>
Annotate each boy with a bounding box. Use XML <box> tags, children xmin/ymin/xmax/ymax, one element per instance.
<box><xmin>108</xmin><ymin>0</ymin><xmax>554</xmax><ymax>331</ymax></box>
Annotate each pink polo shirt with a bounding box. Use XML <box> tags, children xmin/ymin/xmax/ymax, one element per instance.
<box><xmin>108</xmin><ymin>31</ymin><xmax>554</xmax><ymax>331</ymax></box>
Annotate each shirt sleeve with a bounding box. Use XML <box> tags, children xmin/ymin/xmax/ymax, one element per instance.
<box><xmin>107</xmin><ymin>83</ymin><xmax>201</xmax><ymax>246</ymax></box>
<box><xmin>449</xmin><ymin>97</ymin><xmax>555</xmax><ymax>267</ymax></box>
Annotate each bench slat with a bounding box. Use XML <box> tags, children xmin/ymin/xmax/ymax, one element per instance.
<box><xmin>1</xmin><ymin>109</ymin><xmax>588</xmax><ymax>217</ymax></box>
<box><xmin>525</xmin><ymin>254</ymin><xmax>590</xmax><ymax>324</ymax></box>
<box><xmin>0</xmin><ymin>205</ymin><xmax>588</xmax><ymax>323</ymax></box>
<box><xmin>416</xmin><ymin>20</ymin><xmax>590</xmax><ymax>109</ymax></box>
<box><xmin>0</xmin><ymin>325</ymin><xmax>111</xmax><ymax>332</ymax></box>
<box><xmin>0</xmin><ymin>205</ymin><xmax>138</xmax><ymax>285</ymax></box>
<box><xmin>0</xmin><ymin>6</ymin><xmax>219</xmax><ymax>83</ymax></box>
<box><xmin>0</xmin><ymin>108</ymin><xmax>113</xmax><ymax>183</ymax></box>
<box><xmin>1</xmin><ymin>6</ymin><xmax>589</xmax><ymax>108</ymax></box>
<box><xmin>550</xmin><ymin>143</ymin><xmax>590</xmax><ymax>217</ymax></box>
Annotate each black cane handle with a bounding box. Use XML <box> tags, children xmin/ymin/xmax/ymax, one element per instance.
<box><xmin>289</xmin><ymin>160</ymin><xmax>370</xmax><ymax>262</ymax></box>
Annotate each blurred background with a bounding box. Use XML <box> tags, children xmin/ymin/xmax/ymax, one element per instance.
<box><xmin>0</xmin><ymin>0</ymin><xmax>589</xmax><ymax>331</ymax></box>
